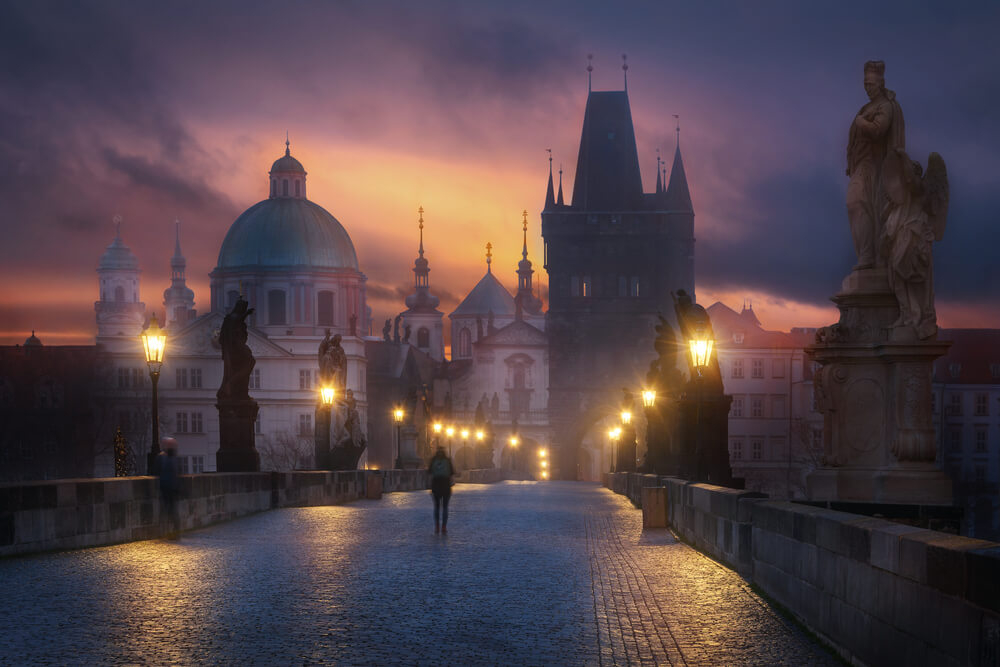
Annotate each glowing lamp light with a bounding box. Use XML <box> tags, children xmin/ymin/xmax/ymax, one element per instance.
<box><xmin>611</xmin><ymin>427</ymin><xmax>621</xmax><ymax>439</ymax></box>
<box><xmin>642</xmin><ymin>390</ymin><xmax>656</xmax><ymax>408</ymax></box>
<box><xmin>460</xmin><ymin>428</ymin><xmax>470</xmax><ymax>440</ymax></box>
<box><xmin>538</xmin><ymin>448</ymin><xmax>547</xmax><ymax>458</ymax></box>
<box><xmin>475</xmin><ymin>430</ymin><xmax>485</xmax><ymax>441</ymax></box>
<box><xmin>393</xmin><ymin>407</ymin><xmax>404</xmax><ymax>423</ymax></box>
<box><xmin>509</xmin><ymin>435</ymin><xmax>519</xmax><ymax>447</ymax></box>
<box><xmin>541</xmin><ymin>460</ymin><xmax>548</xmax><ymax>469</ymax></box>
<box><xmin>140</xmin><ymin>314</ymin><xmax>166</xmax><ymax>370</ymax></box>
<box><xmin>688</xmin><ymin>326</ymin><xmax>715</xmax><ymax>369</ymax></box>
<box><xmin>541</xmin><ymin>471</ymin><xmax>549</xmax><ymax>479</ymax></box>
<box><xmin>620</xmin><ymin>410</ymin><xmax>632</xmax><ymax>425</ymax></box>
<box><xmin>320</xmin><ymin>386</ymin><xmax>336</xmax><ymax>406</ymax></box>
<box><xmin>445</xmin><ymin>426</ymin><xmax>455</xmax><ymax>438</ymax></box>
<box><xmin>433</xmin><ymin>422</ymin><xmax>443</xmax><ymax>434</ymax></box>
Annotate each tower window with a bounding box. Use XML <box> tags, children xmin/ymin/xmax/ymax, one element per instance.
<box><xmin>317</xmin><ymin>291</ymin><xmax>334</xmax><ymax>326</ymax></box>
<box><xmin>581</xmin><ymin>276</ymin><xmax>591</xmax><ymax>297</ymax></box>
<box><xmin>630</xmin><ymin>277</ymin><xmax>640</xmax><ymax>297</ymax></box>
<box><xmin>458</xmin><ymin>328</ymin><xmax>472</xmax><ymax>358</ymax></box>
<box><xmin>271</xmin><ymin>180</ymin><xmax>277</xmax><ymax>197</ymax></box>
<box><xmin>295</xmin><ymin>180</ymin><xmax>301</xmax><ymax>197</ymax></box>
<box><xmin>267</xmin><ymin>289</ymin><xmax>287</xmax><ymax>325</ymax></box>
<box><xmin>417</xmin><ymin>327</ymin><xmax>430</xmax><ymax>348</ymax></box>
<box><xmin>114</xmin><ymin>286</ymin><xmax>125</xmax><ymax>302</ymax></box>
<box><xmin>282</xmin><ymin>179</ymin><xmax>289</xmax><ymax>197</ymax></box>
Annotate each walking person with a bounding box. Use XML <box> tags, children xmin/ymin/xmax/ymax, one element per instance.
<box><xmin>428</xmin><ymin>446</ymin><xmax>455</xmax><ymax>534</ymax></box>
<box><xmin>157</xmin><ymin>437</ymin><xmax>181</xmax><ymax>539</ymax></box>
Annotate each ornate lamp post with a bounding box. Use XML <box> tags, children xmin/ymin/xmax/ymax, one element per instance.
<box><xmin>432</xmin><ymin>421</ymin><xmax>443</xmax><ymax>451</ymax></box>
<box><xmin>686</xmin><ymin>323</ymin><xmax>716</xmax><ymax>481</ymax></box>
<box><xmin>642</xmin><ymin>390</ymin><xmax>656</xmax><ymax>409</ymax></box>
<box><xmin>687</xmin><ymin>324</ymin><xmax>715</xmax><ymax>377</ymax></box>
<box><xmin>140</xmin><ymin>314</ymin><xmax>166</xmax><ymax>475</ymax></box>
<box><xmin>608</xmin><ymin>427</ymin><xmax>621</xmax><ymax>473</ymax></box>
<box><xmin>445</xmin><ymin>425</ymin><xmax>455</xmax><ymax>458</ymax></box>
<box><xmin>509</xmin><ymin>434</ymin><xmax>519</xmax><ymax>472</ymax></box>
<box><xmin>460</xmin><ymin>428</ymin><xmax>470</xmax><ymax>469</ymax></box>
<box><xmin>393</xmin><ymin>406</ymin><xmax>405</xmax><ymax>469</ymax></box>
<box><xmin>538</xmin><ymin>447</ymin><xmax>548</xmax><ymax>480</ymax></box>
<box><xmin>315</xmin><ymin>385</ymin><xmax>335</xmax><ymax>469</ymax></box>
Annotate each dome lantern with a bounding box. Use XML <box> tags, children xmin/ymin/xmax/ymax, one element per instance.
<box><xmin>269</xmin><ymin>136</ymin><xmax>307</xmax><ymax>200</ymax></box>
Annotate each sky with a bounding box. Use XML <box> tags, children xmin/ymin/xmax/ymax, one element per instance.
<box><xmin>1</xmin><ymin>1</ymin><xmax>999</xmax><ymax>344</ymax></box>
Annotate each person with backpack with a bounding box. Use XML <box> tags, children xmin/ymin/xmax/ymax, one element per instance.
<box><xmin>428</xmin><ymin>446</ymin><xmax>455</xmax><ymax>534</ymax></box>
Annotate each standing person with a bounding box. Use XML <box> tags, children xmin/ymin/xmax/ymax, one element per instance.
<box><xmin>157</xmin><ymin>437</ymin><xmax>181</xmax><ymax>539</ymax></box>
<box><xmin>428</xmin><ymin>446</ymin><xmax>455</xmax><ymax>534</ymax></box>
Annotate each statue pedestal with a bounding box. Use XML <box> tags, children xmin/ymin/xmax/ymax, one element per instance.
<box><xmin>314</xmin><ymin>404</ymin><xmax>331</xmax><ymax>469</ymax></box>
<box><xmin>677</xmin><ymin>386</ymin><xmax>735</xmax><ymax>486</ymax></box>
<box><xmin>215</xmin><ymin>399</ymin><xmax>261</xmax><ymax>472</ymax></box>
<box><xmin>806</xmin><ymin>268</ymin><xmax>952</xmax><ymax>506</ymax></box>
<box><xmin>398</xmin><ymin>425</ymin><xmax>424</xmax><ymax>469</ymax></box>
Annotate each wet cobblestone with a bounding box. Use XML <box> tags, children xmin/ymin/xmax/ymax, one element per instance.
<box><xmin>0</xmin><ymin>482</ymin><xmax>836</xmax><ymax>665</ymax></box>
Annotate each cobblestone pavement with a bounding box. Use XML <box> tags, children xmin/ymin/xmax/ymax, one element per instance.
<box><xmin>0</xmin><ymin>482</ymin><xmax>837</xmax><ymax>665</ymax></box>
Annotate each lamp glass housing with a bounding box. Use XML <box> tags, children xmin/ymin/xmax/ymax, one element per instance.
<box><xmin>688</xmin><ymin>329</ymin><xmax>714</xmax><ymax>369</ymax></box>
<box><xmin>320</xmin><ymin>386</ymin><xmax>335</xmax><ymax>406</ymax></box>
<box><xmin>642</xmin><ymin>390</ymin><xmax>656</xmax><ymax>408</ymax></box>
<box><xmin>393</xmin><ymin>408</ymin><xmax>404</xmax><ymax>423</ymax></box>
<box><xmin>140</xmin><ymin>314</ymin><xmax>166</xmax><ymax>369</ymax></box>
<box><xmin>445</xmin><ymin>426</ymin><xmax>455</xmax><ymax>438</ymax></box>
<box><xmin>433</xmin><ymin>422</ymin><xmax>443</xmax><ymax>434</ymax></box>
<box><xmin>475</xmin><ymin>430</ymin><xmax>485</xmax><ymax>441</ymax></box>
<box><xmin>620</xmin><ymin>410</ymin><xmax>632</xmax><ymax>425</ymax></box>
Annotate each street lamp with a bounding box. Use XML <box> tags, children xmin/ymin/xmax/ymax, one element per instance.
<box><xmin>688</xmin><ymin>324</ymin><xmax>715</xmax><ymax>376</ymax></box>
<box><xmin>393</xmin><ymin>406</ymin><xmax>405</xmax><ymax>469</ymax></box>
<box><xmin>608</xmin><ymin>427</ymin><xmax>620</xmax><ymax>473</ymax></box>
<box><xmin>445</xmin><ymin>425</ymin><xmax>455</xmax><ymax>457</ymax></box>
<box><xmin>316</xmin><ymin>385</ymin><xmax>335</xmax><ymax>470</ymax></box>
<box><xmin>320</xmin><ymin>386</ymin><xmax>336</xmax><ymax>406</ymax></box>
<box><xmin>642</xmin><ymin>389</ymin><xmax>656</xmax><ymax>408</ymax></box>
<box><xmin>509</xmin><ymin>434</ymin><xmax>519</xmax><ymax>472</ymax></box>
<box><xmin>140</xmin><ymin>314</ymin><xmax>166</xmax><ymax>475</ymax></box>
<box><xmin>620</xmin><ymin>410</ymin><xmax>632</xmax><ymax>425</ymax></box>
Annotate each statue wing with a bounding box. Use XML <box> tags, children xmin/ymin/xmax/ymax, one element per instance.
<box><xmin>923</xmin><ymin>152</ymin><xmax>949</xmax><ymax>241</ymax></box>
<box><xmin>881</xmin><ymin>147</ymin><xmax>910</xmax><ymax>207</ymax></box>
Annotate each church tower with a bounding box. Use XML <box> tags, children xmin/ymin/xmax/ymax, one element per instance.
<box><xmin>401</xmin><ymin>207</ymin><xmax>445</xmax><ymax>361</ymax></box>
<box><xmin>542</xmin><ymin>81</ymin><xmax>695</xmax><ymax>478</ymax></box>
<box><xmin>162</xmin><ymin>221</ymin><xmax>196</xmax><ymax>328</ymax></box>
<box><xmin>515</xmin><ymin>210</ymin><xmax>545</xmax><ymax>328</ymax></box>
<box><xmin>95</xmin><ymin>217</ymin><xmax>146</xmax><ymax>341</ymax></box>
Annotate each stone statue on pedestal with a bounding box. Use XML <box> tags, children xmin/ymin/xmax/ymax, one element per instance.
<box><xmin>382</xmin><ymin>318</ymin><xmax>392</xmax><ymax>342</ymax></box>
<box><xmin>318</xmin><ymin>330</ymin><xmax>347</xmax><ymax>389</ymax></box>
<box><xmin>806</xmin><ymin>60</ymin><xmax>951</xmax><ymax>506</ymax></box>
<box><xmin>215</xmin><ymin>295</ymin><xmax>260</xmax><ymax>472</ymax></box>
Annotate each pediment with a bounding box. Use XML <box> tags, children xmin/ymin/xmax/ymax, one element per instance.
<box><xmin>167</xmin><ymin>313</ymin><xmax>293</xmax><ymax>358</ymax></box>
<box><xmin>477</xmin><ymin>320</ymin><xmax>547</xmax><ymax>347</ymax></box>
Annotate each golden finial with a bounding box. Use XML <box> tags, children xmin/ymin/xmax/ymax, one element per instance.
<box><xmin>486</xmin><ymin>242</ymin><xmax>493</xmax><ymax>271</ymax></box>
<box><xmin>417</xmin><ymin>206</ymin><xmax>425</xmax><ymax>257</ymax></box>
<box><xmin>522</xmin><ymin>210</ymin><xmax>528</xmax><ymax>231</ymax></box>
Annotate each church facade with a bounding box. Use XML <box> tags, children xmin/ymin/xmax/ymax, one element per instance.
<box><xmin>93</xmin><ymin>143</ymin><xmax>371</xmax><ymax>475</ymax></box>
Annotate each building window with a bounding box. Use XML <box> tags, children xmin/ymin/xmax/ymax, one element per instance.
<box><xmin>282</xmin><ymin>179</ymin><xmax>289</xmax><ymax>196</ymax></box>
<box><xmin>949</xmin><ymin>393</ymin><xmax>962</xmax><ymax>416</ymax></box>
<box><xmin>299</xmin><ymin>369</ymin><xmax>313</xmax><ymax>390</ymax></box>
<box><xmin>975</xmin><ymin>427</ymin><xmax>988</xmax><ymax>453</ymax></box>
<box><xmin>732</xmin><ymin>359</ymin><xmax>744</xmax><ymax>379</ymax></box>
<box><xmin>751</xmin><ymin>359</ymin><xmax>764</xmax><ymax>379</ymax></box>
<box><xmin>268</xmin><ymin>290</ymin><xmax>287</xmax><ymax>326</ymax></box>
<box><xmin>298</xmin><ymin>414</ymin><xmax>313</xmax><ymax>437</ymax></box>
<box><xmin>974</xmin><ymin>393</ymin><xmax>988</xmax><ymax>416</ymax></box>
<box><xmin>271</xmin><ymin>180</ymin><xmax>277</xmax><ymax>197</ymax></box>
<box><xmin>751</xmin><ymin>396</ymin><xmax>764</xmax><ymax>418</ymax></box>
<box><xmin>176</xmin><ymin>412</ymin><xmax>188</xmax><ymax>434</ymax></box>
<box><xmin>949</xmin><ymin>363</ymin><xmax>961</xmax><ymax>379</ymax></box>
<box><xmin>949</xmin><ymin>427</ymin><xmax>962</xmax><ymax>453</ymax></box>
<box><xmin>457</xmin><ymin>328</ymin><xmax>472</xmax><ymax>358</ymax></box>
<box><xmin>417</xmin><ymin>327</ymin><xmax>430</xmax><ymax>348</ymax></box>
<box><xmin>295</xmin><ymin>180</ymin><xmax>301</xmax><ymax>197</ymax></box>
<box><xmin>178</xmin><ymin>456</ymin><xmax>190</xmax><ymax>474</ymax></box>
<box><xmin>114</xmin><ymin>286</ymin><xmax>125</xmax><ymax>302</ymax></box>
<box><xmin>191</xmin><ymin>368</ymin><xmax>202</xmax><ymax>389</ymax></box>
<box><xmin>191</xmin><ymin>412</ymin><xmax>203</xmax><ymax>433</ymax></box>
<box><xmin>176</xmin><ymin>368</ymin><xmax>188</xmax><ymax>389</ymax></box>
<box><xmin>772</xmin><ymin>359</ymin><xmax>785</xmax><ymax>378</ymax></box>
<box><xmin>250</xmin><ymin>369</ymin><xmax>261</xmax><ymax>390</ymax></box>
<box><xmin>317</xmin><ymin>290</ymin><xmax>334</xmax><ymax>326</ymax></box>
<box><xmin>192</xmin><ymin>456</ymin><xmax>204</xmax><ymax>474</ymax></box>
<box><xmin>771</xmin><ymin>396</ymin><xmax>786</xmax><ymax>419</ymax></box>
<box><xmin>582</xmin><ymin>276</ymin><xmax>591</xmax><ymax>297</ymax></box>
<box><xmin>731</xmin><ymin>439</ymin><xmax>743</xmax><ymax>460</ymax></box>
<box><xmin>731</xmin><ymin>397</ymin><xmax>744</xmax><ymax>418</ymax></box>
<box><xmin>751</xmin><ymin>440</ymin><xmax>763</xmax><ymax>460</ymax></box>
<box><xmin>630</xmin><ymin>277</ymin><xmax>640</xmax><ymax>297</ymax></box>
<box><xmin>733</xmin><ymin>332</ymin><xmax>745</xmax><ymax>344</ymax></box>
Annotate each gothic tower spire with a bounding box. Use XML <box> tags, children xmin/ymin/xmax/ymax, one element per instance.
<box><xmin>163</xmin><ymin>219</ymin><xmax>196</xmax><ymax>327</ymax></box>
<box><xmin>544</xmin><ymin>149</ymin><xmax>555</xmax><ymax>209</ymax></box>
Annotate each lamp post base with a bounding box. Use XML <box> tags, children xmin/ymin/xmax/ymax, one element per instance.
<box><xmin>215</xmin><ymin>398</ymin><xmax>261</xmax><ymax>472</ymax></box>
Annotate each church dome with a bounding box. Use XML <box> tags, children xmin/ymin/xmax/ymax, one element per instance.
<box><xmin>99</xmin><ymin>233</ymin><xmax>139</xmax><ymax>270</ymax></box>
<box><xmin>216</xmin><ymin>197</ymin><xmax>359</xmax><ymax>271</ymax></box>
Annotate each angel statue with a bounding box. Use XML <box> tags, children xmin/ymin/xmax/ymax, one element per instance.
<box><xmin>881</xmin><ymin>147</ymin><xmax>948</xmax><ymax>340</ymax></box>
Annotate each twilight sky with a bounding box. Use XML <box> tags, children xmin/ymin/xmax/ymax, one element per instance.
<box><xmin>2</xmin><ymin>1</ymin><xmax>999</xmax><ymax>344</ymax></box>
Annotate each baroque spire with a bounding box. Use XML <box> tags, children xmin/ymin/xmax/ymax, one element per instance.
<box><xmin>557</xmin><ymin>164</ymin><xmax>564</xmax><ymax>206</ymax></box>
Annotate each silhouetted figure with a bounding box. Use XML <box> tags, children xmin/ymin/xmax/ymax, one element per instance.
<box><xmin>217</xmin><ymin>296</ymin><xmax>255</xmax><ymax>401</ymax></box>
<box><xmin>428</xmin><ymin>446</ymin><xmax>455</xmax><ymax>534</ymax></box>
<box><xmin>158</xmin><ymin>437</ymin><xmax>181</xmax><ymax>538</ymax></box>
<box><xmin>382</xmin><ymin>318</ymin><xmax>392</xmax><ymax>342</ymax></box>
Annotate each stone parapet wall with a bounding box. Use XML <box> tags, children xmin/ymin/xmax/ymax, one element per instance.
<box><xmin>605</xmin><ymin>472</ymin><xmax>1000</xmax><ymax>666</ymax></box>
<box><xmin>0</xmin><ymin>469</ymin><xmax>425</xmax><ymax>557</ymax></box>
<box><xmin>459</xmin><ymin>469</ymin><xmax>512</xmax><ymax>484</ymax></box>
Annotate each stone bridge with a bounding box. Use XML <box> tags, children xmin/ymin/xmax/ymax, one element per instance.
<box><xmin>0</xmin><ymin>474</ymin><xmax>997</xmax><ymax>665</ymax></box>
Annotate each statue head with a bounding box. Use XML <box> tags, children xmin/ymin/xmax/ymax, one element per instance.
<box><xmin>332</xmin><ymin>334</ymin><xmax>342</xmax><ymax>345</ymax></box>
<box><xmin>863</xmin><ymin>60</ymin><xmax>886</xmax><ymax>100</ymax></box>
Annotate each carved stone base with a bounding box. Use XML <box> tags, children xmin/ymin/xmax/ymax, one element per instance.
<box><xmin>677</xmin><ymin>388</ymin><xmax>735</xmax><ymax>487</ymax></box>
<box><xmin>806</xmin><ymin>268</ymin><xmax>951</xmax><ymax>505</ymax></box>
<box><xmin>806</xmin><ymin>466</ymin><xmax>953</xmax><ymax>505</ymax></box>
<box><xmin>216</xmin><ymin>399</ymin><xmax>260</xmax><ymax>472</ymax></box>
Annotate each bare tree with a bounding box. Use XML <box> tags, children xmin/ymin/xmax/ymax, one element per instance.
<box><xmin>258</xmin><ymin>430</ymin><xmax>312</xmax><ymax>471</ymax></box>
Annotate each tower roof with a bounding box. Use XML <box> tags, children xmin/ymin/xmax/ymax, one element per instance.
<box><xmin>98</xmin><ymin>220</ymin><xmax>140</xmax><ymax>271</ymax></box>
<box><xmin>664</xmin><ymin>143</ymin><xmax>693</xmax><ymax>212</ymax></box>
<box><xmin>450</xmin><ymin>271</ymin><xmax>516</xmax><ymax>317</ymax></box>
<box><xmin>270</xmin><ymin>138</ymin><xmax>306</xmax><ymax>175</ymax></box>
<box><xmin>571</xmin><ymin>91</ymin><xmax>643</xmax><ymax>210</ymax></box>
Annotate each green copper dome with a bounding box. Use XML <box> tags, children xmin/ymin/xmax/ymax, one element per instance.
<box><xmin>216</xmin><ymin>198</ymin><xmax>359</xmax><ymax>271</ymax></box>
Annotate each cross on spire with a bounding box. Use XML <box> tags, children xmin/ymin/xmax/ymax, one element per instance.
<box><xmin>521</xmin><ymin>210</ymin><xmax>529</xmax><ymax>259</ymax></box>
<box><xmin>586</xmin><ymin>54</ymin><xmax>593</xmax><ymax>92</ymax></box>
<box><xmin>285</xmin><ymin>131</ymin><xmax>290</xmax><ymax>156</ymax></box>
<box><xmin>417</xmin><ymin>206</ymin><xmax>425</xmax><ymax>257</ymax></box>
<box><xmin>485</xmin><ymin>242</ymin><xmax>493</xmax><ymax>272</ymax></box>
